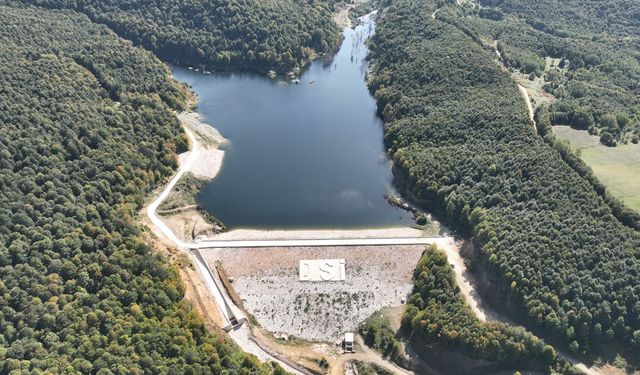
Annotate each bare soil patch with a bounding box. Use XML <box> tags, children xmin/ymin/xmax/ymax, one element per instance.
<box><xmin>162</xmin><ymin>209</ymin><xmax>220</xmax><ymax>242</ymax></box>
<box><xmin>178</xmin><ymin>111</ymin><xmax>226</xmax><ymax>148</ymax></box>
<box><xmin>159</xmin><ymin>112</ymin><xmax>228</xmax><ymax>241</ymax></box>
<box><xmin>333</xmin><ymin>3</ymin><xmax>355</xmax><ymax>30</ymax></box>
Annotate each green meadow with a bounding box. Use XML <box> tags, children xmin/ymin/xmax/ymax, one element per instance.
<box><xmin>554</xmin><ymin>126</ymin><xmax>640</xmax><ymax>211</ymax></box>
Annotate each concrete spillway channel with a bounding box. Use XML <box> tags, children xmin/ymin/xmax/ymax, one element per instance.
<box><xmin>189</xmin><ymin>249</ymin><xmax>307</xmax><ymax>375</ymax></box>
<box><xmin>190</xmin><ymin>248</ymin><xmax>245</xmax><ymax>331</ymax></box>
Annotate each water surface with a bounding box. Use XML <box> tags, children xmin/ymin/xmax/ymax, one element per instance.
<box><xmin>173</xmin><ymin>15</ymin><xmax>413</xmax><ymax>229</ymax></box>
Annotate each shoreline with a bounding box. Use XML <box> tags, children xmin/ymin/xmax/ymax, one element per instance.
<box><xmin>208</xmin><ymin>226</ymin><xmax>425</xmax><ymax>241</ymax></box>
<box><xmin>156</xmin><ymin>111</ymin><xmax>229</xmax><ymax>241</ymax></box>
<box><xmin>169</xmin><ymin>71</ymin><xmax>428</xmax><ymax>242</ymax></box>
<box><xmin>142</xmin><ymin>7</ymin><xmax>464</xmax><ymax>374</ymax></box>
<box><xmin>171</xmin><ymin>109</ymin><xmax>426</xmax><ymax>243</ymax></box>
<box><xmin>176</xmin><ymin>111</ymin><xmax>227</xmax><ymax>180</ymax></box>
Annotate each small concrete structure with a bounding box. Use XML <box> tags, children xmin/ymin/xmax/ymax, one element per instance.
<box><xmin>299</xmin><ymin>259</ymin><xmax>346</xmax><ymax>281</ymax></box>
<box><xmin>343</xmin><ymin>332</ymin><xmax>354</xmax><ymax>353</ymax></box>
<box><xmin>191</xmin><ymin>249</ymin><xmax>245</xmax><ymax>331</ymax></box>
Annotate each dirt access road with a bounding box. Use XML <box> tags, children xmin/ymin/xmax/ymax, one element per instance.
<box><xmin>330</xmin><ymin>335</ymin><xmax>413</xmax><ymax>375</ymax></box>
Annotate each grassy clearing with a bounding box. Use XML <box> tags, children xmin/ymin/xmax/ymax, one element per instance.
<box><xmin>553</xmin><ymin>126</ymin><xmax>640</xmax><ymax>211</ymax></box>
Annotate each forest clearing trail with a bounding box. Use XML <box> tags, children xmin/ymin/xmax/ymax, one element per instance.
<box><xmin>435</xmin><ymin>238</ymin><xmax>508</xmax><ymax>322</ymax></box>
<box><xmin>448</xmin><ymin>33</ymin><xmax>600</xmax><ymax>375</ymax></box>
<box><xmin>491</xmin><ymin>40</ymin><xmax>538</xmax><ymax>133</ymax></box>
<box><xmin>408</xmin><ymin>5</ymin><xmax>600</xmax><ymax>375</ymax></box>
<box><xmin>518</xmin><ymin>83</ymin><xmax>538</xmax><ymax>132</ymax></box>
<box><xmin>439</xmin><ymin>242</ymin><xmax>601</xmax><ymax>375</ymax></box>
<box><xmin>491</xmin><ymin>39</ymin><xmax>600</xmax><ymax>375</ymax></box>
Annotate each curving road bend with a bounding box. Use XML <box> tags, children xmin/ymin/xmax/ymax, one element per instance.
<box><xmin>146</xmin><ymin>127</ymin><xmax>198</xmax><ymax>249</ymax></box>
<box><xmin>146</xmin><ymin>124</ymin><xmax>306</xmax><ymax>374</ymax></box>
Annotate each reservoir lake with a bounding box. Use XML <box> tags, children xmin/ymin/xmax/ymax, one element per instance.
<box><xmin>173</xmin><ymin>14</ymin><xmax>414</xmax><ymax>229</ymax></box>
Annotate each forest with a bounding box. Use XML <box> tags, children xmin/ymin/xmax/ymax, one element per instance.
<box><xmin>450</xmin><ymin>0</ymin><xmax>640</xmax><ymax>146</ymax></box>
<box><xmin>360</xmin><ymin>246</ymin><xmax>575</xmax><ymax>373</ymax></box>
<box><xmin>405</xmin><ymin>246</ymin><xmax>576</xmax><ymax>374</ymax></box>
<box><xmin>369</xmin><ymin>0</ymin><xmax>640</xmax><ymax>358</ymax></box>
<box><xmin>2</xmin><ymin>0</ymin><xmax>639</xmax><ymax>371</ymax></box>
<box><xmin>0</xmin><ymin>5</ymin><xmax>283</xmax><ymax>373</ymax></box>
<box><xmin>5</xmin><ymin>0</ymin><xmax>342</xmax><ymax>73</ymax></box>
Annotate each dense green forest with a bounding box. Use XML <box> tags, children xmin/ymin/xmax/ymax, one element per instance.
<box><xmin>2</xmin><ymin>0</ymin><xmax>639</xmax><ymax>371</ymax></box>
<box><xmin>0</xmin><ymin>6</ymin><xmax>281</xmax><ymax>373</ymax></box>
<box><xmin>444</xmin><ymin>0</ymin><xmax>640</xmax><ymax>146</ymax></box>
<box><xmin>349</xmin><ymin>0</ymin><xmax>392</xmax><ymax>22</ymax></box>
<box><xmin>405</xmin><ymin>246</ymin><xmax>575</xmax><ymax>373</ymax></box>
<box><xmin>361</xmin><ymin>246</ymin><xmax>574</xmax><ymax>373</ymax></box>
<box><xmin>5</xmin><ymin>0</ymin><xmax>341</xmax><ymax>73</ymax></box>
<box><xmin>369</xmin><ymin>0</ymin><xmax>640</xmax><ymax>357</ymax></box>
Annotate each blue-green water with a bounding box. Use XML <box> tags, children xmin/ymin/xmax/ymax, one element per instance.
<box><xmin>173</xmin><ymin>15</ymin><xmax>413</xmax><ymax>229</ymax></box>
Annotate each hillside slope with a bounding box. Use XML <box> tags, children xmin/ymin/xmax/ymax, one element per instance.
<box><xmin>0</xmin><ymin>6</ymin><xmax>280</xmax><ymax>373</ymax></box>
<box><xmin>7</xmin><ymin>0</ymin><xmax>341</xmax><ymax>73</ymax></box>
<box><xmin>465</xmin><ymin>0</ymin><xmax>640</xmax><ymax>145</ymax></box>
<box><xmin>369</xmin><ymin>0</ymin><xmax>640</xmax><ymax>357</ymax></box>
